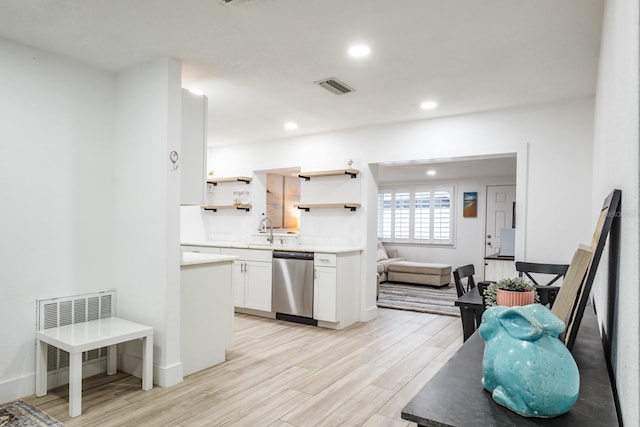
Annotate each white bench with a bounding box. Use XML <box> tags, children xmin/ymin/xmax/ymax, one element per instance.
<box><xmin>35</xmin><ymin>292</ymin><xmax>153</xmax><ymax>418</ymax></box>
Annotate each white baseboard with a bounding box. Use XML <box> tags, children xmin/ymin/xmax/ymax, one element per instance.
<box><xmin>0</xmin><ymin>358</ymin><xmax>108</xmax><ymax>404</ymax></box>
<box><xmin>235</xmin><ymin>307</ymin><xmax>275</xmax><ymax>319</ymax></box>
<box><xmin>155</xmin><ymin>362</ymin><xmax>183</xmax><ymax>387</ymax></box>
<box><xmin>120</xmin><ymin>351</ymin><xmax>183</xmax><ymax>388</ymax></box>
<box><xmin>361</xmin><ymin>305</ymin><xmax>378</xmax><ymax>322</ymax></box>
<box><xmin>46</xmin><ymin>359</ymin><xmax>107</xmax><ymax>389</ymax></box>
<box><xmin>0</xmin><ymin>374</ymin><xmax>35</xmax><ymax>403</ymax></box>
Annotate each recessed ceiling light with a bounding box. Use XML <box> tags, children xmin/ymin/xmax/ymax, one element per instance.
<box><xmin>420</xmin><ymin>101</ymin><xmax>438</xmax><ymax>110</ymax></box>
<box><xmin>188</xmin><ymin>88</ymin><xmax>205</xmax><ymax>96</ymax></box>
<box><xmin>348</xmin><ymin>45</ymin><xmax>371</xmax><ymax>58</ymax></box>
<box><xmin>426</xmin><ymin>170</ymin><xmax>437</xmax><ymax>176</ymax></box>
<box><xmin>284</xmin><ymin>122</ymin><xmax>298</xmax><ymax>130</ymax></box>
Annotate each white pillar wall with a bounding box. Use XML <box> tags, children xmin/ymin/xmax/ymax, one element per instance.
<box><xmin>113</xmin><ymin>58</ymin><xmax>183</xmax><ymax>387</ymax></box>
<box><xmin>591</xmin><ymin>0</ymin><xmax>639</xmax><ymax>424</ymax></box>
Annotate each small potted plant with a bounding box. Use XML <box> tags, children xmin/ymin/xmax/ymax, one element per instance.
<box><xmin>484</xmin><ymin>277</ymin><xmax>539</xmax><ymax>307</ymax></box>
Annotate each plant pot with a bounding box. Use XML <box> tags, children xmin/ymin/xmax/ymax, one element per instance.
<box><xmin>496</xmin><ymin>289</ymin><xmax>535</xmax><ymax>307</ymax></box>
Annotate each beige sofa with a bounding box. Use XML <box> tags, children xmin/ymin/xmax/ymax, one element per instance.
<box><xmin>387</xmin><ymin>261</ymin><xmax>452</xmax><ymax>287</ymax></box>
<box><xmin>376</xmin><ymin>242</ymin><xmax>452</xmax><ymax>288</ymax></box>
<box><xmin>377</xmin><ymin>242</ymin><xmax>404</xmax><ymax>283</ymax></box>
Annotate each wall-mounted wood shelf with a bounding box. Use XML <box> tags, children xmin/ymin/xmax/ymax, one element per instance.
<box><xmin>203</xmin><ymin>204</ymin><xmax>252</xmax><ymax>212</ymax></box>
<box><xmin>298</xmin><ymin>169</ymin><xmax>359</xmax><ymax>181</ymax></box>
<box><xmin>297</xmin><ymin>203</ymin><xmax>361</xmax><ymax>212</ymax></box>
<box><xmin>206</xmin><ymin>176</ymin><xmax>252</xmax><ymax>186</ymax></box>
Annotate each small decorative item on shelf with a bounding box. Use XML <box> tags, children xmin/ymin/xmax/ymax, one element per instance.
<box><xmin>240</xmin><ymin>190</ymin><xmax>250</xmax><ymax>205</ymax></box>
<box><xmin>479</xmin><ymin>304</ymin><xmax>580</xmax><ymax>418</ymax></box>
<box><xmin>232</xmin><ymin>191</ymin><xmax>241</xmax><ymax>205</ymax></box>
<box><xmin>484</xmin><ymin>277</ymin><xmax>539</xmax><ymax>307</ymax></box>
<box><xmin>208</xmin><ymin>170</ymin><xmax>215</xmax><ymax>177</ymax></box>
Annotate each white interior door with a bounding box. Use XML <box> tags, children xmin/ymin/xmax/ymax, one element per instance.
<box><xmin>485</xmin><ymin>185</ymin><xmax>516</xmax><ymax>256</ymax></box>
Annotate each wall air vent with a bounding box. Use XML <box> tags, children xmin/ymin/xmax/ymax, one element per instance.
<box><xmin>314</xmin><ymin>77</ymin><xmax>355</xmax><ymax>95</ymax></box>
<box><xmin>37</xmin><ymin>290</ymin><xmax>116</xmax><ymax>374</ymax></box>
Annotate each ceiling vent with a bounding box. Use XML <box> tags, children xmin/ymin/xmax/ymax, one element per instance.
<box><xmin>314</xmin><ymin>77</ymin><xmax>355</xmax><ymax>95</ymax></box>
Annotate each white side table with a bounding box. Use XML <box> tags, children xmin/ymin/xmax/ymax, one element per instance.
<box><xmin>35</xmin><ymin>317</ymin><xmax>153</xmax><ymax>417</ymax></box>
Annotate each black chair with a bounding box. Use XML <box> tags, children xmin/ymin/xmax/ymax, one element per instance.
<box><xmin>515</xmin><ymin>262</ymin><xmax>569</xmax><ymax>308</ymax></box>
<box><xmin>453</xmin><ymin>264</ymin><xmax>476</xmax><ymax>297</ymax></box>
<box><xmin>453</xmin><ymin>264</ymin><xmax>483</xmax><ymax>339</ymax></box>
<box><xmin>477</xmin><ymin>280</ymin><xmax>492</xmax><ymax>311</ymax></box>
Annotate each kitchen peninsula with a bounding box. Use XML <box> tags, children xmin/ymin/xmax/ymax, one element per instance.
<box><xmin>180</xmin><ymin>252</ymin><xmax>236</xmax><ymax>376</ymax></box>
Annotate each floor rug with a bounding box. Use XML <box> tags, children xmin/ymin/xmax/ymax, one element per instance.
<box><xmin>377</xmin><ymin>282</ymin><xmax>460</xmax><ymax>317</ymax></box>
<box><xmin>0</xmin><ymin>401</ymin><xmax>64</xmax><ymax>427</ymax></box>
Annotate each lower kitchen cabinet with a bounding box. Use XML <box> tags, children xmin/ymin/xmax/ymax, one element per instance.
<box><xmin>313</xmin><ymin>251</ymin><xmax>360</xmax><ymax>329</ymax></box>
<box><xmin>314</xmin><ymin>266</ymin><xmax>337</xmax><ymax>322</ymax></box>
<box><xmin>222</xmin><ymin>248</ymin><xmax>273</xmax><ymax>312</ymax></box>
<box><xmin>244</xmin><ymin>260</ymin><xmax>272</xmax><ymax>310</ymax></box>
<box><xmin>181</xmin><ymin>245</ymin><xmax>221</xmax><ymax>255</ymax></box>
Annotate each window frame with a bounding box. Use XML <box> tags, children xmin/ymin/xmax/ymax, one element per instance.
<box><xmin>377</xmin><ymin>184</ymin><xmax>456</xmax><ymax>247</ymax></box>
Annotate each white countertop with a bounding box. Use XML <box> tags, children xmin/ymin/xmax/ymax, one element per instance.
<box><xmin>181</xmin><ymin>241</ymin><xmax>363</xmax><ymax>254</ymax></box>
<box><xmin>181</xmin><ymin>252</ymin><xmax>238</xmax><ymax>266</ymax></box>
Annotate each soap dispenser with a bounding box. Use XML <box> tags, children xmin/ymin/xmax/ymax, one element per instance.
<box><xmin>257</xmin><ymin>212</ymin><xmax>266</xmax><ymax>232</ymax></box>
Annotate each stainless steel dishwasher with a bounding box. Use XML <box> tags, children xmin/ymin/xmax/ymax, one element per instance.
<box><xmin>272</xmin><ymin>251</ymin><xmax>317</xmax><ymax>325</ymax></box>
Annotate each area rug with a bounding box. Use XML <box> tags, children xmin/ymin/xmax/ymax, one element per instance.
<box><xmin>377</xmin><ymin>282</ymin><xmax>460</xmax><ymax>317</ymax></box>
<box><xmin>0</xmin><ymin>400</ymin><xmax>64</xmax><ymax>427</ymax></box>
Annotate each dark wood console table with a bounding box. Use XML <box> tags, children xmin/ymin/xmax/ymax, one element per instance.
<box><xmin>402</xmin><ymin>303</ymin><xmax>618</xmax><ymax>426</ymax></box>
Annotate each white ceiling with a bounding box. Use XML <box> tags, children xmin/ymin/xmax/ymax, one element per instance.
<box><xmin>0</xmin><ymin>0</ymin><xmax>603</xmax><ymax>147</ymax></box>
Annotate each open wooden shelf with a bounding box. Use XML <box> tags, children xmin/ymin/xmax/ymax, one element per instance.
<box><xmin>297</xmin><ymin>203</ymin><xmax>361</xmax><ymax>212</ymax></box>
<box><xmin>203</xmin><ymin>204</ymin><xmax>252</xmax><ymax>212</ymax></box>
<box><xmin>206</xmin><ymin>176</ymin><xmax>252</xmax><ymax>185</ymax></box>
<box><xmin>298</xmin><ymin>169</ymin><xmax>359</xmax><ymax>181</ymax></box>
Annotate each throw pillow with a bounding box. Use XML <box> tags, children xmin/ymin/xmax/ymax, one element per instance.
<box><xmin>377</xmin><ymin>242</ymin><xmax>389</xmax><ymax>261</ymax></box>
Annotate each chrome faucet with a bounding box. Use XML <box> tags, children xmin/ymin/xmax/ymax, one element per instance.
<box><xmin>259</xmin><ymin>216</ymin><xmax>274</xmax><ymax>244</ymax></box>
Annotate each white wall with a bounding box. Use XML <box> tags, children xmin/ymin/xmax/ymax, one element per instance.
<box><xmin>113</xmin><ymin>58</ymin><xmax>183</xmax><ymax>387</ymax></box>
<box><xmin>0</xmin><ymin>38</ymin><xmax>185</xmax><ymax>401</ymax></box>
<box><xmin>591</xmin><ymin>0</ymin><xmax>639</xmax><ymax>424</ymax></box>
<box><xmin>382</xmin><ymin>176</ymin><xmax>517</xmax><ymax>281</ymax></box>
<box><xmin>208</xmin><ymin>97</ymin><xmax>595</xmax><ymax>319</ymax></box>
<box><xmin>0</xmin><ymin>38</ymin><xmax>116</xmax><ymax>401</ymax></box>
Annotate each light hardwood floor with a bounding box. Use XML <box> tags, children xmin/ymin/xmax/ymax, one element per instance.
<box><xmin>25</xmin><ymin>308</ymin><xmax>463</xmax><ymax>427</ymax></box>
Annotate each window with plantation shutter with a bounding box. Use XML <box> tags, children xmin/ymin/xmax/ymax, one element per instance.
<box><xmin>377</xmin><ymin>193</ymin><xmax>392</xmax><ymax>238</ymax></box>
<box><xmin>394</xmin><ymin>192</ymin><xmax>410</xmax><ymax>239</ymax></box>
<box><xmin>433</xmin><ymin>191</ymin><xmax>451</xmax><ymax>241</ymax></box>
<box><xmin>377</xmin><ymin>186</ymin><xmax>455</xmax><ymax>245</ymax></box>
<box><xmin>414</xmin><ymin>191</ymin><xmax>430</xmax><ymax>240</ymax></box>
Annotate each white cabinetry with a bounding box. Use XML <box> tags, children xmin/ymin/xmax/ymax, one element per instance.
<box><xmin>314</xmin><ymin>266</ymin><xmax>337</xmax><ymax>322</ymax></box>
<box><xmin>484</xmin><ymin>257</ymin><xmax>517</xmax><ymax>281</ymax></box>
<box><xmin>221</xmin><ymin>248</ymin><xmax>272</xmax><ymax>312</ymax></box>
<box><xmin>313</xmin><ymin>252</ymin><xmax>360</xmax><ymax>329</ymax></box>
<box><xmin>181</xmin><ymin>245</ymin><xmax>221</xmax><ymax>255</ymax></box>
<box><xmin>180</xmin><ymin>260</ymin><xmax>233</xmax><ymax>376</ymax></box>
<box><xmin>180</xmin><ymin>89</ymin><xmax>207</xmax><ymax>206</ymax></box>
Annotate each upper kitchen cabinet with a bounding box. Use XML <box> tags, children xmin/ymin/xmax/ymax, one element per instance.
<box><xmin>180</xmin><ymin>89</ymin><xmax>207</xmax><ymax>205</ymax></box>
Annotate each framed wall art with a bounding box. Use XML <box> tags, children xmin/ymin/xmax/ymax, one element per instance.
<box><xmin>463</xmin><ymin>192</ymin><xmax>478</xmax><ymax>218</ymax></box>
